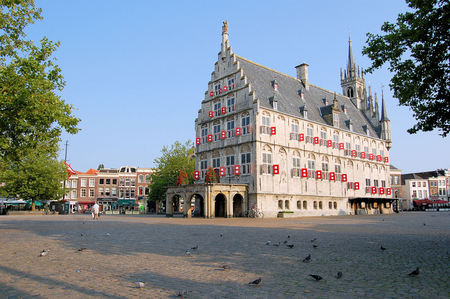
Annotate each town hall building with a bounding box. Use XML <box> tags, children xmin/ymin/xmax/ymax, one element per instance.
<box><xmin>166</xmin><ymin>22</ymin><xmax>394</xmax><ymax>218</ymax></box>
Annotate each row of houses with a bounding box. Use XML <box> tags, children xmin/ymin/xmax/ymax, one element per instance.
<box><xmin>62</xmin><ymin>166</ymin><xmax>153</xmax><ymax>214</ymax></box>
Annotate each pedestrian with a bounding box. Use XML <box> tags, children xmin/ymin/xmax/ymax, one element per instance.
<box><xmin>93</xmin><ymin>202</ymin><xmax>99</xmax><ymax>220</ymax></box>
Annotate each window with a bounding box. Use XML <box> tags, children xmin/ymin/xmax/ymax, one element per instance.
<box><xmin>366</xmin><ymin>178</ymin><xmax>371</xmax><ymax>186</ymax></box>
<box><xmin>212</xmin><ymin>157</ymin><xmax>220</xmax><ymax>168</ymax></box>
<box><xmin>319</xmin><ymin>201</ymin><xmax>323</xmax><ymax>209</ymax></box>
<box><xmin>99</xmin><ymin>178</ymin><xmax>104</xmax><ymax>185</ymax></box>
<box><xmin>333</xmin><ymin>134</ymin><xmax>339</xmax><ymax>147</ymax></box>
<box><xmin>226</xmin><ymin>155</ymin><xmax>235</xmax><ymax>176</ymax></box>
<box><xmin>261</xmin><ymin>153</ymin><xmax>272</xmax><ymax>174</ymax></box>
<box><xmin>138</xmin><ymin>175</ymin><xmax>144</xmax><ymax>183</ymax></box>
<box><xmin>284</xmin><ymin>200</ymin><xmax>290</xmax><ymax>210</ymax></box>
<box><xmin>71</xmin><ymin>190</ymin><xmax>77</xmax><ymax>199</ymax></box>
<box><xmin>364</xmin><ymin>146</ymin><xmax>369</xmax><ymax>153</ymax></box>
<box><xmin>322</xmin><ymin>162</ymin><xmax>329</xmax><ymax>172</ymax></box>
<box><xmin>356</xmin><ymin>144</ymin><xmax>361</xmax><ymax>152</ymax></box>
<box><xmin>242</xmin><ymin>116</ymin><xmax>250</xmax><ymax>135</ymax></box>
<box><xmin>418</xmin><ymin>190</ymin><xmax>422</xmax><ymax>198</ymax></box>
<box><xmin>125</xmin><ymin>178</ymin><xmax>130</xmax><ymax>186</ymax></box>
<box><xmin>424</xmin><ymin>190</ymin><xmax>428</xmax><ymax>198</ymax></box>
<box><xmin>278</xmin><ymin>200</ymin><xmax>283</xmax><ymax>209</ymax></box>
<box><xmin>320</xmin><ymin>131</ymin><xmax>327</xmax><ymax>145</ymax></box>
<box><xmin>139</xmin><ymin>186</ymin><xmax>143</xmax><ymax>196</ymax></box>
<box><xmin>106</xmin><ymin>178</ymin><xmax>111</xmax><ymax>185</ymax></box>
<box><xmin>89</xmin><ymin>178</ymin><xmax>95</xmax><ymax>187</ymax></box>
<box><xmin>291</xmin><ymin>123</ymin><xmax>299</xmax><ymax>133</ymax></box>
<box><xmin>394</xmin><ymin>176</ymin><xmax>399</xmax><ymax>185</ymax></box>
<box><xmin>303</xmin><ymin>201</ymin><xmax>307</xmax><ymax>209</ymax></box>
<box><xmin>292</xmin><ymin>157</ymin><xmax>301</xmax><ymax>177</ymax></box>
<box><xmin>145</xmin><ymin>187</ymin><xmax>149</xmax><ymax>195</ymax></box>
<box><xmin>306</xmin><ymin>127</ymin><xmax>313</xmax><ymax>143</ymax></box>
<box><xmin>71</xmin><ymin>180</ymin><xmax>77</xmax><ymax>188</ymax></box>
<box><xmin>99</xmin><ymin>187</ymin><xmax>104</xmax><ymax>196</ymax></box>
<box><xmin>262</xmin><ymin>115</ymin><xmax>270</xmax><ymax>126</ymax></box>
<box><xmin>201</xmin><ymin>128</ymin><xmax>208</xmax><ymax>143</ymax></box>
<box><xmin>313</xmin><ymin>201</ymin><xmax>318</xmax><ymax>209</ymax></box>
<box><xmin>297</xmin><ymin>201</ymin><xmax>302</xmax><ymax>209</ymax></box>
<box><xmin>423</xmin><ymin>182</ymin><xmax>426</xmax><ymax>187</ymax></box>
<box><xmin>80</xmin><ymin>178</ymin><xmax>87</xmax><ymax>187</ymax></box>
<box><xmin>412</xmin><ymin>182</ymin><xmax>416</xmax><ymax>187</ymax></box>
<box><xmin>227</xmin><ymin>97</ymin><xmax>235</xmax><ymax>112</ymax></box>
<box><xmin>145</xmin><ymin>175</ymin><xmax>150</xmax><ymax>183</ymax></box>
<box><xmin>81</xmin><ymin>189</ymin><xmax>86</xmax><ymax>197</ymax></box>
<box><xmin>333</xmin><ymin>202</ymin><xmax>337</xmax><ymax>209</ymax></box>
<box><xmin>214</xmin><ymin>84</ymin><xmax>221</xmax><ymax>96</ymax></box>
<box><xmin>329</xmin><ymin>201</ymin><xmax>332</xmax><ymax>209</ymax></box>
<box><xmin>213</xmin><ymin>124</ymin><xmax>221</xmax><ymax>141</ymax></box>
<box><xmin>308</xmin><ymin>160</ymin><xmax>315</xmax><ymax>169</ymax></box>
<box><xmin>89</xmin><ymin>189</ymin><xmax>94</xmax><ymax>197</ymax></box>
<box><xmin>228</xmin><ymin>78</ymin><xmax>235</xmax><ymax>89</ymax></box>
<box><xmin>241</xmin><ymin>153</ymin><xmax>251</xmax><ymax>175</ymax></box>
<box><xmin>105</xmin><ymin>188</ymin><xmax>110</xmax><ymax>196</ymax></box>
<box><xmin>227</xmin><ymin>120</ymin><xmax>235</xmax><ymax>138</ymax></box>
<box><xmin>200</xmin><ymin>160</ymin><xmax>208</xmax><ymax>178</ymax></box>
<box><xmin>214</xmin><ymin>101</ymin><xmax>221</xmax><ymax>116</ymax></box>
<box><xmin>333</xmin><ymin>113</ymin><xmax>339</xmax><ymax>127</ymax></box>
<box><xmin>374</xmin><ymin>179</ymin><xmax>379</xmax><ymax>187</ymax></box>
<box><xmin>381</xmin><ymin>180</ymin><xmax>386</xmax><ymax>187</ymax></box>
<box><xmin>113</xmin><ymin>179</ymin><xmax>117</xmax><ymax>184</ymax></box>
<box><xmin>112</xmin><ymin>188</ymin><xmax>117</xmax><ymax>197</ymax></box>
<box><xmin>335</xmin><ymin>164</ymin><xmax>341</xmax><ymax>174</ymax></box>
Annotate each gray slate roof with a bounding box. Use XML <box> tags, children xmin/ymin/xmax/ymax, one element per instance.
<box><xmin>235</xmin><ymin>55</ymin><xmax>379</xmax><ymax>137</ymax></box>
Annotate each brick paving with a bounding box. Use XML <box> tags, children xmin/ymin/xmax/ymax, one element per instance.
<box><xmin>0</xmin><ymin>212</ymin><xmax>449</xmax><ymax>298</ymax></box>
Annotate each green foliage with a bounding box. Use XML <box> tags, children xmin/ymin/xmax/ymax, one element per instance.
<box><xmin>0</xmin><ymin>145</ymin><xmax>67</xmax><ymax>210</ymax></box>
<box><xmin>97</xmin><ymin>164</ymin><xmax>104</xmax><ymax>170</ymax></box>
<box><xmin>0</xmin><ymin>0</ymin><xmax>80</xmax><ymax>160</ymax></box>
<box><xmin>0</xmin><ymin>1</ymin><xmax>80</xmax><ymax>206</ymax></box>
<box><xmin>148</xmin><ymin>140</ymin><xmax>195</xmax><ymax>202</ymax></box>
<box><xmin>362</xmin><ymin>0</ymin><xmax>449</xmax><ymax>136</ymax></box>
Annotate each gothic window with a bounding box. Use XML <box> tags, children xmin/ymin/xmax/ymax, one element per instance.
<box><xmin>347</xmin><ymin>87</ymin><xmax>354</xmax><ymax>98</ymax></box>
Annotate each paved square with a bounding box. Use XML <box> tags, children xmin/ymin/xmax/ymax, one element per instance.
<box><xmin>0</xmin><ymin>212</ymin><xmax>449</xmax><ymax>298</ymax></box>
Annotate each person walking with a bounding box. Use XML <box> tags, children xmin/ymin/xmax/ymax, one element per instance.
<box><xmin>93</xmin><ymin>203</ymin><xmax>100</xmax><ymax>220</ymax></box>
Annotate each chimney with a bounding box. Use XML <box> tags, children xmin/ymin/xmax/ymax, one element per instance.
<box><xmin>295</xmin><ymin>63</ymin><xmax>309</xmax><ymax>90</ymax></box>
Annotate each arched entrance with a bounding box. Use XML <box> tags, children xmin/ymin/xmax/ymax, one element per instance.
<box><xmin>191</xmin><ymin>194</ymin><xmax>205</xmax><ymax>217</ymax></box>
<box><xmin>215</xmin><ymin>193</ymin><xmax>226</xmax><ymax>217</ymax></box>
<box><xmin>232</xmin><ymin>193</ymin><xmax>244</xmax><ymax>217</ymax></box>
<box><xmin>172</xmin><ymin>195</ymin><xmax>181</xmax><ymax>213</ymax></box>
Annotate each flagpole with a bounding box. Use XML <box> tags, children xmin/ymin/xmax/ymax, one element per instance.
<box><xmin>63</xmin><ymin>140</ymin><xmax>68</xmax><ymax>202</ymax></box>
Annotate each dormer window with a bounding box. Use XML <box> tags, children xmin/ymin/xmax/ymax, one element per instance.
<box><xmin>272</xmin><ymin>79</ymin><xmax>279</xmax><ymax>91</ymax></box>
<box><xmin>333</xmin><ymin>113</ymin><xmax>339</xmax><ymax>127</ymax></box>
<box><xmin>273</xmin><ymin>100</ymin><xmax>278</xmax><ymax>111</ymax></box>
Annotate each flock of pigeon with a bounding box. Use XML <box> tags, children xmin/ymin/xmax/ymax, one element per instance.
<box><xmin>35</xmin><ymin>223</ymin><xmax>420</xmax><ymax>297</ymax></box>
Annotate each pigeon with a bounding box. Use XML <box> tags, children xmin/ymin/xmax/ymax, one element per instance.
<box><xmin>286</xmin><ymin>244</ymin><xmax>294</xmax><ymax>249</ymax></box>
<box><xmin>219</xmin><ymin>264</ymin><xmax>230</xmax><ymax>270</ymax></box>
<box><xmin>309</xmin><ymin>274</ymin><xmax>323</xmax><ymax>281</ymax></box>
<box><xmin>191</xmin><ymin>245</ymin><xmax>198</xmax><ymax>250</ymax></box>
<box><xmin>283</xmin><ymin>240</ymin><xmax>288</xmax><ymax>244</ymax></box>
<box><xmin>273</xmin><ymin>242</ymin><xmax>281</xmax><ymax>247</ymax></box>
<box><xmin>303</xmin><ymin>254</ymin><xmax>311</xmax><ymax>263</ymax></box>
<box><xmin>311</xmin><ymin>238</ymin><xmax>317</xmax><ymax>243</ymax></box>
<box><xmin>380</xmin><ymin>245</ymin><xmax>386</xmax><ymax>251</ymax></box>
<box><xmin>423</xmin><ymin>223</ymin><xmax>426</xmax><ymax>226</ymax></box>
<box><xmin>185</xmin><ymin>250</ymin><xmax>192</xmax><ymax>256</ymax></box>
<box><xmin>39</xmin><ymin>249</ymin><xmax>49</xmax><ymax>257</ymax></box>
<box><xmin>248</xmin><ymin>278</ymin><xmax>262</xmax><ymax>285</ymax></box>
<box><xmin>313</xmin><ymin>244</ymin><xmax>318</xmax><ymax>248</ymax></box>
<box><xmin>408</xmin><ymin>267</ymin><xmax>419</xmax><ymax>276</ymax></box>
<box><xmin>80</xmin><ymin>233</ymin><xmax>84</xmax><ymax>237</ymax></box>
<box><xmin>287</xmin><ymin>235</ymin><xmax>291</xmax><ymax>239</ymax></box>
<box><xmin>77</xmin><ymin>247</ymin><xmax>87</xmax><ymax>252</ymax></box>
<box><xmin>135</xmin><ymin>281</ymin><xmax>145</xmax><ymax>288</ymax></box>
<box><xmin>336</xmin><ymin>271</ymin><xmax>343</xmax><ymax>279</ymax></box>
<box><xmin>266</xmin><ymin>241</ymin><xmax>271</xmax><ymax>245</ymax></box>
<box><xmin>219</xmin><ymin>233</ymin><xmax>223</xmax><ymax>238</ymax></box>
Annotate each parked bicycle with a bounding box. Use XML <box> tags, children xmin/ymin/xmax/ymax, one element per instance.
<box><xmin>247</xmin><ymin>207</ymin><xmax>264</xmax><ymax>218</ymax></box>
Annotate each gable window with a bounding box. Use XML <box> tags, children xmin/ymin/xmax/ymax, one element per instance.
<box><xmin>228</xmin><ymin>78</ymin><xmax>235</xmax><ymax>90</ymax></box>
<box><xmin>201</xmin><ymin>127</ymin><xmax>208</xmax><ymax>143</ymax></box>
<box><xmin>242</xmin><ymin>115</ymin><xmax>250</xmax><ymax>135</ymax></box>
<box><xmin>214</xmin><ymin>84</ymin><xmax>221</xmax><ymax>96</ymax></box>
<box><xmin>226</xmin><ymin>155</ymin><xmax>235</xmax><ymax>176</ymax></box>
<box><xmin>241</xmin><ymin>153</ymin><xmax>251</xmax><ymax>174</ymax></box>
<box><xmin>261</xmin><ymin>115</ymin><xmax>271</xmax><ymax>134</ymax></box>
<box><xmin>261</xmin><ymin>152</ymin><xmax>272</xmax><ymax>174</ymax></box>
<box><xmin>227</xmin><ymin>120</ymin><xmax>235</xmax><ymax>138</ymax></box>
<box><xmin>213</xmin><ymin>124</ymin><xmax>221</xmax><ymax>141</ymax></box>
<box><xmin>333</xmin><ymin>113</ymin><xmax>339</xmax><ymax>127</ymax></box>
<box><xmin>214</xmin><ymin>102</ymin><xmax>222</xmax><ymax>116</ymax></box>
<box><xmin>227</xmin><ymin>97</ymin><xmax>235</xmax><ymax>112</ymax></box>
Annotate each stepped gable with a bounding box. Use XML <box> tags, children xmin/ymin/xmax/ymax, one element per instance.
<box><xmin>235</xmin><ymin>55</ymin><xmax>379</xmax><ymax>137</ymax></box>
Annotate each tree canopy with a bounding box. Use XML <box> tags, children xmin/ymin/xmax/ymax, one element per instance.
<box><xmin>0</xmin><ymin>0</ymin><xmax>80</xmax><ymax>207</ymax></box>
<box><xmin>148</xmin><ymin>141</ymin><xmax>195</xmax><ymax>203</ymax></box>
<box><xmin>362</xmin><ymin>0</ymin><xmax>449</xmax><ymax>136</ymax></box>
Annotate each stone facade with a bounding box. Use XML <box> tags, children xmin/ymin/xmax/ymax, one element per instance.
<box><xmin>169</xmin><ymin>22</ymin><xmax>394</xmax><ymax>218</ymax></box>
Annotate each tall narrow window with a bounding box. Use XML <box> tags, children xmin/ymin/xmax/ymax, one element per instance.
<box><xmin>226</xmin><ymin>155</ymin><xmax>235</xmax><ymax>176</ymax></box>
<box><xmin>242</xmin><ymin>115</ymin><xmax>250</xmax><ymax>135</ymax></box>
<box><xmin>241</xmin><ymin>153</ymin><xmax>251</xmax><ymax>174</ymax></box>
<box><xmin>227</xmin><ymin>98</ymin><xmax>235</xmax><ymax>112</ymax></box>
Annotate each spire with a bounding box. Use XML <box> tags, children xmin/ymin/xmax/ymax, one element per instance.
<box><xmin>380</xmin><ymin>90</ymin><xmax>389</xmax><ymax>121</ymax></box>
<box><xmin>221</xmin><ymin>21</ymin><xmax>229</xmax><ymax>54</ymax></box>
<box><xmin>347</xmin><ymin>36</ymin><xmax>355</xmax><ymax>78</ymax></box>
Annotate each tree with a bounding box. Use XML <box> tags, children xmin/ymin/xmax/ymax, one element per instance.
<box><xmin>0</xmin><ymin>145</ymin><xmax>67</xmax><ymax>210</ymax></box>
<box><xmin>148</xmin><ymin>140</ymin><xmax>195</xmax><ymax>203</ymax></box>
<box><xmin>0</xmin><ymin>0</ymin><xmax>80</xmax><ymax>160</ymax></box>
<box><xmin>362</xmin><ymin>0</ymin><xmax>449</xmax><ymax>136</ymax></box>
<box><xmin>97</xmin><ymin>164</ymin><xmax>105</xmax><ymax>170</ymax></box>
<box><xmin>0</xmin><ymin>1</ymin><xmax>79</xmax><ymax>205</ymax></box>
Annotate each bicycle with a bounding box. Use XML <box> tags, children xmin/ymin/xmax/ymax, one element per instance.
<box><xmin>247</xmin><ymin>208</ymin><xmax>264</xmax><ymax>218</ymax></box>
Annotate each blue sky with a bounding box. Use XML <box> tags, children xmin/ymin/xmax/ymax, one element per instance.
<box><xmin>28</xmin><ymin>0</ymin><xmax>449</xmax><ymax>173</ymax></box>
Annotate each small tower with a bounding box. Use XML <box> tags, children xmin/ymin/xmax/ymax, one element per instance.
<box><xmin>341</xmin><ymin>37</ymin><xmax>366</xmax><ymax>110</ymax></box>
<box><xmin>380</xmin><ymin>91</ymin><xmax>392</xmax><ymax>149</ymax></box>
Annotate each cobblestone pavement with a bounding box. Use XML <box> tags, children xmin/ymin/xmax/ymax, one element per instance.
<box><xmin>0</xmin><ymin>212</ymin><xmax>449</xmax><ymax>299</ymax></box>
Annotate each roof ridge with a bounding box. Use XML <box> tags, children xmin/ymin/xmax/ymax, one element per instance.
<box><xmin>236</xmin><ymin>54</ymin><xmax>350</xmax><ymax>100</ymax></box>
<box><xmin>235</xmin><ymin>55</ymin><xmax>300</xmax><ymax>82</ymax></box>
